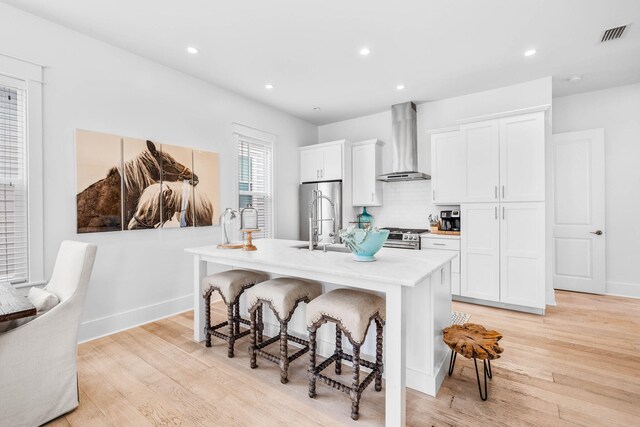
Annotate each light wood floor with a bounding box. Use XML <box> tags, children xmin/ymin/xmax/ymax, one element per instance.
<box><xmin>46</xmin><ymin>291</ymin><xmax>640</xmax><ymax>426</ymax></box>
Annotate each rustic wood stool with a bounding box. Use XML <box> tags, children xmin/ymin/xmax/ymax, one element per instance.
<box><xmin>202</xmin><ymin>269</ymin><xmax>269</xmax><ymax>357</ymax></box>
<box><xmin>443</xmin><ymin>323</ymin><xmax>503</xmax><ymax>401</ymax></box>
<box><xmin>306</xmin><ymin>288</ymin><xmax>385</xmax><ymax>421</ymax></box>
<box><xmin>246</xmin><ymin>277</ymin><xmax>322</xmax><ymax>384</ymax></box>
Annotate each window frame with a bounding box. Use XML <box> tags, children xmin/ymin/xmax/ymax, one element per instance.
<box><xmin>232</xmin><ymin>123</ymin><xmax>276</xmax><ymax>239</ymax></box>
<box><xmin>0</xmin><ymin>54</ymin><xmax>44</xmax><ymax>288</ymax></box>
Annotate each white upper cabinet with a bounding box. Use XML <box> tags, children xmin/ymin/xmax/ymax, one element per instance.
<box><xmin>321</xmin><ymin>144</ymin><xmax>343</xmax><ymax>181</ymax></box>
<box><xmin>499</xmin><ymin>202</ymin><xmax>545</xmax><ymax>308</ymax></box>
<box><xmin>352</xmin><ymin>139</ymin><xmax>383</xmax><ymax>206</ymax></box>
<box><xmin>431</xmin><ymin>131</ymin><xmax>466</xmax><ymax>203</ymax></box>
<box><xmin>499</xmin><ymin>112</ymin><xmax>545</xmax><ymax>202</ymax></box>
<box><xmin>430</xmin><ymin>111</ymin><xmax>546</xmax><ymax>204</ymax></box>
<box><xmin>299</xmin><ymin>141</ymin><xmax>344</xmax><ymax>183</ymax></box>
<box><xmin>462</xmin><ymin>120</ymin><xmax>500</xmax><ymax>202</ymax></box>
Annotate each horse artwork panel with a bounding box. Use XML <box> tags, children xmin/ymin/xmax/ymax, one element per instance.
<box><xmin>76</xmin><ymin>130</ymin><xmax>123</xmax><ymax>233</ymax></box>
<box><xmin>76</xmin><ymin>129</ymin><xmax>219</xmax><ymax>233</ymax></box>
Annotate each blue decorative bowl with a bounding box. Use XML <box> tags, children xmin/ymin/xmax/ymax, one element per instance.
<box><xmin>345</xmin><ymin>229</ymin><xmax>389</xmax><ymax>262</ymax></box>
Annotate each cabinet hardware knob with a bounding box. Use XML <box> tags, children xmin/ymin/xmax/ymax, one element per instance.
<box><xmin>502</xmin><ymin>185</ymin><xmax>505</xmax><ymax>199</ymax></box>
<box><xmin>494</xmin><ymin>186</ymin><xmax>498</xmax><ymax>199</ymax></box>
<box><xmin>494</xmin><ymin>206</ymin><xmax>497</xmax><ymax>220</ymax></box>
<box><xmin>502</xmin><ymin>206</ymin><xmax>505</xmax><ymax>219</ymax></box>
<box><xmin>590</xmin><ymin>230</ymin><xmax>603</xmax><ymax>235</ymax></box>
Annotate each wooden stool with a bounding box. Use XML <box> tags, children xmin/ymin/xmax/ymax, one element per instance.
<box><xmin>246</xmin><ymin>277</ymin><xmax>322</xmax><ymax>384</ymax></box>
<box><xmin>202</xmin><ymin>269</ymin><xmax>269</xmax><ymax>357</ymax></box>
<box><xmin>306</xmin><ymin>288</ymin><xmax>385</xmax><ymax>421</ymax></box>
<box><xmin>443</xmin><ymin>323</ymin><xmax>503</xmax><ymax>400</ymax></box>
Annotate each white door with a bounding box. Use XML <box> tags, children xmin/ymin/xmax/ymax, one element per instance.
<box><xmin>300</xmin><ymin>148</ymin><xmax>322</xmax><ymax>183</ymax></box>
<box><xmin>462</xmin><ymin>120</ymin><xmax>500</xmax><ymax>202</ymax></box>
<box><xmin>552</xmin><ymin>129</ymin><xmax>605</xmax><ymax>294</ymax></box>
<box><xmin>431</xmin><ymin>131</ymin><xmax>466</xmax><ymax>203</ymax></box>
<box><xmin>500</xmin><ymin>203</ymin><xmax>545</xmax><ymax>308</ymax></box>
<box><xmin>320</xmin><ymin>144</ymin><xmax>342</xmax><ymax>181</ymax></box>
<box><xmin>352</xmin><ymin>143</ymin><xmax>375</xmax><ymax>206</ymax></box>
<box><xmin>461</xmin><ymin>203</ymin><xmax>500</xmax><ymax>301</ymax></box>
<box><xmin>500</xmin><ymin>112</ymin><xmax>545</xmax><ymax>202</ymax></box>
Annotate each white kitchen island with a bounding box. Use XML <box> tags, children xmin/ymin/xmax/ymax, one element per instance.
<box><xmin>186</xmin><ymin>239</ymin><xmax>454</xmax><ymax>426</ymax></box>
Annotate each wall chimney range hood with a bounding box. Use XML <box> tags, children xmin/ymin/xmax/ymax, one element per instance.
<box><xmin>377</xmin><ymin>101</ymin><xmax>430</xmax><ymax>182</ymax></box>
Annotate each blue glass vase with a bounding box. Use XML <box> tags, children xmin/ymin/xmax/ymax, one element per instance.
<box><xmin>358</xmin><ymin>207</ymin><xmax>373</xmax><ymax>229</ymax></box>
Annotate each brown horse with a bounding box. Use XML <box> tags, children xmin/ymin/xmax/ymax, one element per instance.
<box><xmin>77</xmin><ymin>140</ymin><xmax>198</xmax><ymax>233</ymax></box>
<box><xmin>127</xmin><ymin>181</ymin><xmax>213</xmax><ymax>229</ymax></box>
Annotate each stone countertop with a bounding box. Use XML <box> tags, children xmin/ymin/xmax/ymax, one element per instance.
<box><xmin>186</xmin><ymin>238</ymin><xmax>456</xmax><ymax>288</ymax></box>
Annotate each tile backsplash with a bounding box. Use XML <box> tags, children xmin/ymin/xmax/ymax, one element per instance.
<box><xmin>351</xmin><ymin>180</ymin><xmax>457</xmax><ymax>229</ymax></box>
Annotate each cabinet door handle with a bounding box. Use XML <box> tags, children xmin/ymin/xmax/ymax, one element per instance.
<box><xmin>501</xmin><ymin>185</ymin><xmax>505</xmax><ymax>199</ymax></box>
<box><xmin>433</xmin><ymin>190</ymin><xmax>436</xmax><ymax>200</ymax></box>
<box><xmin>494</xmin><ymin>206</ymin><xmax>497</xmax><ymax>220</ymax></box>
<box><xmin>321</xmin><ymin>169</ymin><xmax>324</xmax><ymax>178</ymax></box>
<box><xmin>433</xmin><ymin>243</ymin><xmax>446</xmax><ymax>246</ymax></box>
<box><xmin>502</xmin><ymin>206</ymin><xmax>505</xmax><ymax>219</ymax></box>
<box><xmin>316</xmin><ymin>170</ymin><xmax>319</xmax><ymax>178</ymax></box>
<box><xmin>494</xmin><ymin>185</ymin><xmax>498</xmax><ymax>199</ymax></box>
<box><xmin>371</xmin><ymin>192</ymin><xmax>374</xmax><ymax>202</ymax></box>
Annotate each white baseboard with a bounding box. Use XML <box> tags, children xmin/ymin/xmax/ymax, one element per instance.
<box><xmin>78</xmin><ymin>294</ymin><xmax>193</xmax><ymax>343</ymax></box>
<box><xmin>452</xmin><ymin>295</ymin><xmax>545</xmax><ymax>315</ymax></box>
<box><xmin>606</xmin><ymin>281</ymin><xmax>640</xmax><ymax>299</ymax></box>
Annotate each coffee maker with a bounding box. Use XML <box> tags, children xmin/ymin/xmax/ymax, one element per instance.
<box><xmin>440</xmin><ymin>210</ymin><xmax>460</xmax><ymax>232</ymax></box>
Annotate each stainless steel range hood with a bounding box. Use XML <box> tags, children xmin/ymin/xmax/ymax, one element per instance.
<box><xmin>377</xmin><ymin>101</ymin><xmax>431</xmax><ymax>182</ymax></box>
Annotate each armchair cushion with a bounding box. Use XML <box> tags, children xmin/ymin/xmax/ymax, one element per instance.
<box><xmin>28</xmin><ymin>287</ymin><xmax>59</xmax><ymax>313</ymax></box>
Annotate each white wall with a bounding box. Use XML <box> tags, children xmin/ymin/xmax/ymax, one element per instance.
<box><xmin>0</xmin><ymin>4</ymin><xmax>317</xmax><ymax>341</ymax></box>
<box><xmin>553</xmin><ymin>83</ymin><xmax>640</xmax><ymax>298</ymax></box>
<box><xmin>319</xmin><ymin>77</ymin><xmax>555</xmax><ymax>305</ymax></box>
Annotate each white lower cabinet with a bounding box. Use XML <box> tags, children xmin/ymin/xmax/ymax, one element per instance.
<box><xmin>460</xmin><ymin>204</ymin><xmax>500</xmax><ymax>301</ymax></box>
<box><xmin>461</xmin><ymin>202</ymin><xmax>545</xmax><ymax>310</ymax></box>
<box><xmin>499</xmin><ymin>203</ymin><xmax>545</xmax><ymax>308</ymax></box>
<box><xmin>421</xmin><ymin>236</ymin><xmax>461</xmax><ymax>295</ymax></box>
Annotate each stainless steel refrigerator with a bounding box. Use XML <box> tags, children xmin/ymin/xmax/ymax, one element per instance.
<box><xmin>299</xmin><ymin>181</ymin><xmax>342</xmax><ymax>243</ymax></box>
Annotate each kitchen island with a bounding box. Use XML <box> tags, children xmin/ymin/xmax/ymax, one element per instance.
<box><xmin>186</xmin><ymin>239</ymin><xmax>454</xmax><ymax>426</ymax></box>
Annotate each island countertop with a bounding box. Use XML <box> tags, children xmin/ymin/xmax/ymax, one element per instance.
<box><xmin>186</xmin><ymin>238</ymin><xmax>456</xmax><ymax>288</ymax></box>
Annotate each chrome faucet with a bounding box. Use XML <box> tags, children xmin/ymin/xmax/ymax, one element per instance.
<box><xmin>308</xmin><ymin>190</ymin><xmax>337</xmax><ymax>251</ymax></box>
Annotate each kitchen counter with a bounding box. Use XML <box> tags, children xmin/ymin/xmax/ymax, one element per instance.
<box><xmin>186</xmin><ymin>239</ymin><xmax>455</xmax><ymax>426</ymax></box>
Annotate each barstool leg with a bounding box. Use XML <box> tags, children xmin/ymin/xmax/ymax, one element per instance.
<box><xmin>473</xmin><ymin>357</ymin><xmax>489</xmax><ymax>401</ymax></box>
<box><xmin>280</xmin><ymin>320</ymin><xmax>289</xmax><ymax>384</ymax></box>
<box><xmin>249</xmin><ymin>305</ymin><xmax>258</xmax><ymax>369</ymax></box>
<box><xmin>257</xmin><ymin>306</ymin><xmax>264</xmax><ymax>344</ymax></box>
<box><xmin>351</xmin><ymin>344</ymin><xmax>361</xmax><ymax>420</ymax></box>
<box><xmin>204</xmin><ymin>290</ymin><xmax>212</xmax><ymax>348</ymax></box>
<box><xmin>375</xmin><ymin>319</ymin><xmax>383</xmax><ymax>392</ymax></box>
<box><xmin>227</xmin><ymin>302</ymin><xmax>235</xmax><ymax>358</ymax></box>
<box><xmin>308</xmin><ymin>328</ymin><xmax>317</xmax><ymax>398</ymax></box>
<box><xmin>335</xmin><ymin>326</ymin><xmax>342</xmax><ymax>375</ymax></box>
<box><xmin>234</xmin><ymin>300</ymin><xmax>241</xmax><ymax>337</ymax></box>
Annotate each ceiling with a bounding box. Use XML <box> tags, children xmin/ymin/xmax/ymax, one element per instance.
<box><xmin>4</xmin><ymin>0</ymin><xmax>640</xmax><ymax>125</ymax></box>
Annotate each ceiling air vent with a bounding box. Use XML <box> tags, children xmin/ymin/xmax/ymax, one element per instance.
<box><xmin>601</xmin><ymin>25</ymin><xmax>627</xmax><ymax>42</ymax></box>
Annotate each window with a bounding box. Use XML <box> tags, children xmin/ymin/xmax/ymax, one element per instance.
<box><xmin>237</xmin><ymin>135</ymin><xmax>273</xmax><ymax>239</ymax></box>
<box><xmin>0</xmin><ymin>54</ymin><xmax>44</xmax><ymax>286</ymax></box>
<box><xmin>0</xmin><ymin>82</ymin><xmax>27</xmax><ymax>283</ymax></box>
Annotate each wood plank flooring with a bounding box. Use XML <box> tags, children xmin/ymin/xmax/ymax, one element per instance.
<box><xmin>47</xmin><ymin>291</ymin><xmax>640</xmax><ymax>426</ymax></box>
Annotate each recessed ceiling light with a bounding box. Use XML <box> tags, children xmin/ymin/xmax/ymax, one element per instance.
<box><xmin>524</xmin><ymin>49</ymin><xmax>537</xmax><ymax>57</ymax></box>
<box><xmin>265</xmin><ymin>84</ymin><xmax>274</xmax><ymax>90</ymax></box>
<box><xmin>568</xmin><ymin>75</ymin><xmax>583</xmax><ymax>83</ymax></box>
<box><xmin>396</xmin><ymin>84</ymin><xmax>405</xmax><ymax>90</ymax></box>
<box><xmin>187</xmin><ymin>46</ymin><xmax>199</xmax><ymax>54</ymax></box>
<box><xmin>313</xmin><ymin>107</ymin><xmax>321</xmax><ymax>111</ymax></box>
<box><xmin>360</xmin><ymin>47</ymin><xmax>371</xmax><ymax>56</ymax></box>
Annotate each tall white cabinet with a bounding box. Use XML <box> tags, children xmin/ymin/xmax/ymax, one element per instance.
<box><xmin>351</xmin><ymin>139</ymin><xmax>383</xmax><ymax>206</ymax></box>
<box><xmin>432</xmin><ymin>110</ymin><xmax>547</xmax><ymax>313</ymax></box>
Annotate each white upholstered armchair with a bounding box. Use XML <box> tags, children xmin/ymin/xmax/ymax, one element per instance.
<box><xmin>0</xmin><ymin>241</ymin><xmax>97</xmax><ymax>427</ymax></box>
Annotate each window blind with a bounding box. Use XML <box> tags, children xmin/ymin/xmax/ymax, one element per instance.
<box><xmin>238</xmin><ymin>136</ymin><xmax>273</xmax><ymax>239</ymax></box>
<box><xmin>0</xmin><ymin>83</ymin><xmax>28</xmax><ymax>284</ymax></box>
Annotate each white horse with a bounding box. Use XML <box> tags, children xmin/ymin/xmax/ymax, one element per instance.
<box><xmin>128</xmin><ymin>181</ymin><xmax>213</xmax><ymax>229</ymax></box>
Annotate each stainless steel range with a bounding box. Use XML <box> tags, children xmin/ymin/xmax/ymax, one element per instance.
<box><xmin>381</xmin><ymin>227</ymin><xmax>429</xmax><ymax>250</ymax></box>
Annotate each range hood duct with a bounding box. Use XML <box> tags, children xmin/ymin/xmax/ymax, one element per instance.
<box><xmin>377</xmin><ymin>101</ymin><xmax>431</xmax><ymax>182</ymax></box>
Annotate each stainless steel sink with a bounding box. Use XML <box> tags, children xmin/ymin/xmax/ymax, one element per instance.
<box><xmin>290</xmin><ymin>244</ymin><xmax>351</xmax><ymax>253</ymax></box>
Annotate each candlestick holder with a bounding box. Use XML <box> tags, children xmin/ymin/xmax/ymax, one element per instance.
<box><xmin>240</xmin><ymin>229</ymin><xmax>259</xmax><ymax>251</ymax></box>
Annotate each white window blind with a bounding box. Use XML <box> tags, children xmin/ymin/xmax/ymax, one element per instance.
<box><xmin>0</xmin><ymin>82</ymin><xmax>28</xmax><ymax>284</ymax></box>
<box><xmin>238</xmin><ymin>136</ymin><xmax>273</xmax><ymax>239</ymax></box>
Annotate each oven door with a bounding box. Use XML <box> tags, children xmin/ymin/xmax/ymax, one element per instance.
<box><xmin>383</xmin><ymin>240</ymin><xmax>419</xmax><ymax>250</ymax></box>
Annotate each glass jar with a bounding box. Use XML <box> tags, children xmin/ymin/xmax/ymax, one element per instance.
<box><xmin>219</xmin><ymin>208</ymin><xmax>241</xmax><ymax>245</ymax></box>
<box><xmin>240</xmin><ymin>204</ymin><xmax>259</xmax><ymax>230</ymax></box>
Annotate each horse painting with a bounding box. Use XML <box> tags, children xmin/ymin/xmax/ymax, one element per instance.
<box><xmin>76</xmin><ymin>139</ymin><xmax>198</xmax><ymax>233</ymax></box>
<box><xmin>128</xmin><ymin>181</ymin><xmax>213</xmax><ymax>229</ymax></box>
